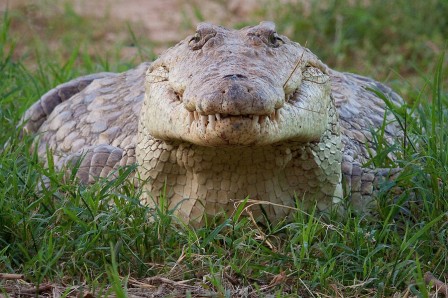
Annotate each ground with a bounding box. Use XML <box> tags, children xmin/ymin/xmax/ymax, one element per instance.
<box><xmin>1</xmin><ymin>0</ymin><xmax>259</xmax><ymax>50</ymax></box>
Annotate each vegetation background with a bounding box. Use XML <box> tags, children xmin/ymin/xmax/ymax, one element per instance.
<box><xmin>0</xmin><ymin>0</ymin><xmax>447</xmax><ymax>297</ymax></box>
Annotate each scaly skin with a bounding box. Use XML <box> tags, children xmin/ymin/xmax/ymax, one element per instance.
<box><xmin>22</xmin><ymin>22</ymin><xmax>403</xmax><ymax>225</ymax></box>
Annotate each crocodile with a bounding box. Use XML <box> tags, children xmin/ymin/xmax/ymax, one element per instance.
<box><xmin>22</xmin><ymin>22</ymin><xmax>402</xmax><ymax>225</ymax></box>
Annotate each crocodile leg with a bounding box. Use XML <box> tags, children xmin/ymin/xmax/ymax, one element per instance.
<box><xmin>58</xmin><ymin>144</ymin><xmax>136</xmax><ymax>184</ymax></box>
<box><xmin>342</xmin><ymin>161</ymin><xmax>401</xmax><ymax>211</ymax></box>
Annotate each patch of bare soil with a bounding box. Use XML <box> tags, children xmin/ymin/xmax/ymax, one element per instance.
<box><xmin>1</xmin><ymin>0</ymin><xmax>261</xmax><ymax>43</ymax></box>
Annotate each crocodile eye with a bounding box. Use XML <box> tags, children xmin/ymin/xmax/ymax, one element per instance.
<box><xmin>189</xmin><ymin>33</ymin><xmax>201</xmax><ymax>44</ymax></box>
<box><xmin>189</xmin><ymin>30</ymin><xmax>216</xmax><ymax>51</ymax></box>
<box><xmin>188</xmin><ymin>32</ymin><xmax>202</xmax><ymax>50</ymax></box>
<box><xmin>268</xmin><ymin>32</ymin><xmax>284</xmax><ymax>48</ymax></box>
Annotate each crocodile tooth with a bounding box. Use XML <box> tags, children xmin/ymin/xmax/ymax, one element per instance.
<box><xmin>208</xmin><ymin>115</ymin><xmax>216</xmax><ymax>130</ymax></box>
<box><xmin>270</xmin><ymin>111</ymin><xmax>276</xmax><ymax>121</ymax></box>
<box><xmin>194</xmin><ymin>111</ymin><xmax>199</xmax><ymax>121</ymax></box>
<box><xmin>216</xmin><ymin>113</ymin><xmax>221</xmax><ymax>121</ymax></box>
<box><xmin>259</xmin><ymin>115</ymin><xmax>266</xmax><ymax>124</ymax></box>
<box><xmin>252</xmin><ymin>115</ymin><xmax>259</xmax><ymax>126</ymax></box>
<box><xmin>274</xmin><ymin>109</ymin><xmax>279</xmax><ymax>121</ymax></box>
<box><xmin>260</xmin><ymin>116</ymin><xmax>267</xmax><ymax>133</ymax></box>
<box><xmin>188</xmin><ymin>111</ymin><xmax>194</xmax><ymax>127</ymax></box>
<box><xmin>200</xmin><ymin>115</ymin><xmax>208</xmax><ymax>131</ymax></box>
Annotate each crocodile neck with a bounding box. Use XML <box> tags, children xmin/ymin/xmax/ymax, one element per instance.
<box><xmin>136</xmin><ymin>104</ymin><xmax>342</xmax><ymax>225</ymax></box>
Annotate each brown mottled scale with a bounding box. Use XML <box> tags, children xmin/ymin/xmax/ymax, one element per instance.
<box><xmin>332</xmin><ymin>71</ymin><xmax>402</xmax><ymax>163</ymax></box>
<box><xmin>22</xmin><ymin>22</ymin><xmax>403</xmax><ymax>225</ymax></box>
<box><xmin>23</xmin><ymin>63</ymin><xmax>149</xmax><ymax>173</ymax></box>
<box><xmin>330</xmin><ymin>71</ymin><xmax>402</xmax><ymax>210</ymax></box>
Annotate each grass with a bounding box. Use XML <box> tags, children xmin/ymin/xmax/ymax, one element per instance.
<box><xmin>1</xmin><ymin>1</ymin><xmax>447</xmax><ymax>297</ymax></box>
<box><xmin>260</xmin><ymin>0</ymin><xmax>448</xmax><ymax>98</ymax></box>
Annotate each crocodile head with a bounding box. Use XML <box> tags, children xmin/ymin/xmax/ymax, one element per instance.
<box><xmin>142</xmin><ymin>21</ymin><xmax>332</xmax><ymax>146</ymax></box>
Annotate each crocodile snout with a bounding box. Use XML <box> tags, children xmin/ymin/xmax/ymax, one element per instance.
<box><xmin>186</xmin><ymin>75</ymin><xmax>283</xmax><ymax>117</ymax></box>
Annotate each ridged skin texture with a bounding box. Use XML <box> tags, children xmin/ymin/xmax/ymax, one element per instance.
<box><xmin>22</xmin><ymin>22</ymin><xmax>403</xmax><ymax>225</ymax></box>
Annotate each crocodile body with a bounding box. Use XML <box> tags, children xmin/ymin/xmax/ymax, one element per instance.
<box><xmin>22</xmin><ymin>22</ymin><xmax>402</xmax><ymax>225</ymax></box>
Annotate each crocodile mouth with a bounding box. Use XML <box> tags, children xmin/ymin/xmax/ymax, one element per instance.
<box><xmin>185</xmin><ymin>87</ymin><xmax>300</xmax><ymax>134</ymax></box>
<box><xmin>187</xmin><ymin>109</ymin><xmax>280</xmax><ymax>132</ymax></box>
<box><xmin>145</xmin><ymin>80</ymin><xmax>327</xmax><ymax>146</ymax></box>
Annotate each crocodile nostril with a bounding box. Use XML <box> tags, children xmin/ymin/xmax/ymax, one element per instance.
<box><xmin>223</xmin><ymin>74</ymin><xmax>248</xmax><ymax>80</ymax></box>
